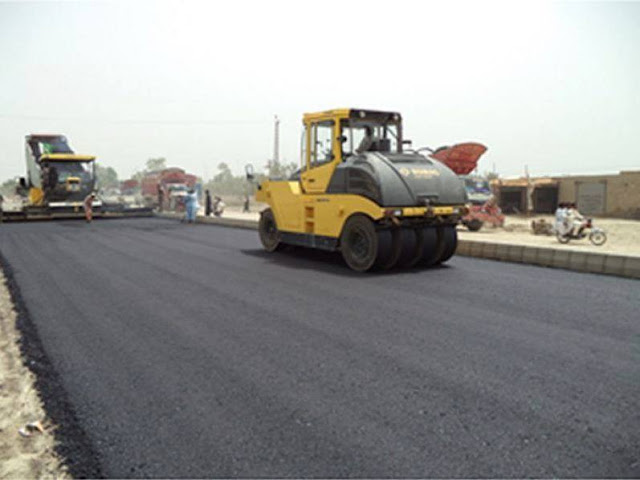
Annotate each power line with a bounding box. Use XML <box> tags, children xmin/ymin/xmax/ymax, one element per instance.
<box><xmin>0</xmin><ymin>114</ymin><xmax>272</xmax><ymax>126</ymax></box>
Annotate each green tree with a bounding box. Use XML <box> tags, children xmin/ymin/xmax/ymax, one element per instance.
<box><xmin>283</xmin><ymin>161</ymin><xmax>298</xmax><ymax>178</ymax></box>
<box><xmin>124</xmin><ymin>157</ymin><xmax>168</xmax><ymax>183</ymax></box>
<box><xmin>268</xmin><ymin>160</ymin><xmax>298</xmax><ymax>179</ymax></box>
<box><xmin>213</xmin><ymin>162</ymin><xmax>234</xmax><ymax>183</ymax></box>
<box><xmin>0</xmin><ymin>178</ymin><xmax>17</xmax><ymax>197</ymax></box>
<box><xmin>95</xmin><ymin>165</ymin><xmax>119</xmax><ymax>189</ymax></box>
<box><xmin>203</xmin><ymin>162</ymin><xmax>249</xmax><ymax>197</ymax></box>
<box><xmin>146</xmin><ymin>157</ymin><xmax>167</xmax><ymax>172</ymax></box>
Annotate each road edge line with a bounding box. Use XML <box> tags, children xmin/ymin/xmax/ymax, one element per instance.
<box><xmin>155</xmin><ymin>212</ymin><xmax>640</xmax><ymax>280</ymax></box>
<box><xmin>0</xmin><ymin>252</ymin><xmax>104</xmax><ymax>479</ymax></box>
<box><xmin>457</xmin><ymin>240</ymin><xmax>639</xmax><ymax>280</ymax></box>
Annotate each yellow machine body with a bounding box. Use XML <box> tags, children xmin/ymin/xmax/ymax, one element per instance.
<box><xmin>256</xmin><ymin>109</ymin><xmax>464</xmax><ymax>245</ymax></box>
<box><xmin>21</xmin><ymin>134</ymin><xmax>100</xmax><ymax>215</ymax></box>
<box><xmin>40</xmin><ymin>153</ymin><xmax>96</xmax><ymax>162</ymax></box>
<box><xmin>28</xmin><ymin>187</ymin><xmax>45</xmax><ymax>206</ymax></box>
<box><xmin>257</xmin><ymin>181</ymin><xmax>457</xmax><ymax>239</ymax></box>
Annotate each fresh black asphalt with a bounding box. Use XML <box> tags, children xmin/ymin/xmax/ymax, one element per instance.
<box><xmin>0</xmin><ymin>218</ymin><xmax>638</xmax><ymax>478</ymax></box>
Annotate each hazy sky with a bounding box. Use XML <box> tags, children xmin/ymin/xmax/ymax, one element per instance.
<box><xmin>1</xmin><ymin>1</ymin><xmax>639</xmax><ymax>182</ymax></box>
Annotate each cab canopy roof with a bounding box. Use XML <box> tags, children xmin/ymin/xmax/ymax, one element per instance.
<box><xmin>26</xmin><ymin>134</ymin><xmax>68</xmax><ymax>141</ymax></box>
<box><xmin>41</xmin><ymin>153</ymin><xmax>96</xmax><ymax>162</ymax></box>
<box><xmin>303</xmin><ymin>108</ymin><xmax>402</xmax><ymax>124</ymax></box>
<box><xmin>25</xmin><ymin>133</ymin><xmax>95</xmax><ymax>162</ymax></box>
<box><xmin>27</xmin><ymin>133</ymin><xmax>75</xmax><ymax>158</ymax></box>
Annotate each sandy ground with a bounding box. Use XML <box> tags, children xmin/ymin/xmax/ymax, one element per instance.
<box><xmin>460</xmin><ymin>215</ymin><xmax>640</xmax><ymax>256</ymax></box>
<box><xmin>212</xmin><ymin>204</ymin><xmax>640</xmax><ymax>257</ymax></box>
<box><xmin>0</xmin><ymin>271</ymin><xmax>69</xmax><ymax>479</ymax></box>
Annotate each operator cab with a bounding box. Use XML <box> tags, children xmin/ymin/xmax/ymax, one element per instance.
<box><xmin>301</xmin><ymin>108</ymin><xmax>403</xmax><ymax>165</ymax></box>
<box><xmin>298</xmin><ymin>109</ymin><xmax>403</xmax><ymax>193</ymax></box>
<box><xmin>23</xmin><ymin>133</ymin><xmax>97</xmax><ymax>205</ymax></box>
<box><xmin>26</xmin><ymin>134</ymin><xmax>74</xmax><ymax>160</ymax></box>
<box><xmin>339</xmin><ymin>109</ymin><xmax>403</xmax><ymax>158</ymax></box>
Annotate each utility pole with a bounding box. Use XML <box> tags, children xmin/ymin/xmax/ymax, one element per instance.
<box><xmin>272</xmin><ymin>115</ymin><xmax>280</xmax><ymax>175</ymax></box>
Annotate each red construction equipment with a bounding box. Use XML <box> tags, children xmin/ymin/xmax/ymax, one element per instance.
<box><xmin>430</xmin><ymin>142</ymin><xmax>504</xmax><ymax>231</ymax></box>
<box><xmin>431</xmin><ymin>142</ymin><xmax>487</xmax><ymax>175</ymax></box>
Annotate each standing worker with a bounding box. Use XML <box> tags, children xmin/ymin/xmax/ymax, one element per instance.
<box><xmin>205</xmin><ymin>189</ymin><xmax>212</xmax><ymax>216</ymax></box>
<box><xmin>83</xmin><ymin>192</ymin><xmax>96</xmax><ymax>223</ymax></box>
<box><xmin>184</xmin><ymin>188</ymin><xmax>198</xmax><ymax>224</ymax></box>
<box><xmin>157</xmin><ymin>185</ymin><xmax>164</xmax><ymax>212</ymax></box>
<box><xmin>213</xmin><ymin>196</ymin><xmax>225</xmax><ymax>217</ymax></box>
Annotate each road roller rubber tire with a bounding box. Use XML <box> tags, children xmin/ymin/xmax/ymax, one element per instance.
<box><xmin>436</xmin><ymin>226</ymin><xmax>458</xmax><ymax>264</ymax></box>
<box><xmin>419</xmin><ymin>227</ymin><xmax>442</xmax><ymax>267</ymax></box>
<box><xmin>375</xmin><ymin>229</ymin><xmax>398</xmax><ymax>270</ymax></box>
<box><xmin>340</xmin><ymin>215</ymin><xmax>380</xmax><ymax>272</ymax></box>
<box><xmin>259</xmin><ymin>208</ymin><xmax>283</xmax><ymax>252</ymax></box>
<box><xmin>378</xmin><ymin>228</ymin><xmax>402</xmax><ymax>270</ymax></box>
<box><xmin>396</xmin><ymin>228</ymin><xmax>421</xmax><ymax>268</ymax></box>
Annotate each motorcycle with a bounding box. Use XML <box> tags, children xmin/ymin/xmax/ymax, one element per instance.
<box><xmin>461</xmin><ymin>200</ymin><xmax>505</xmax><ymax>232</ymax></box>
<box><xmin>556</xmin><ymin>218</ymin><xmax>607</xmax><ymax>246</ymax></box>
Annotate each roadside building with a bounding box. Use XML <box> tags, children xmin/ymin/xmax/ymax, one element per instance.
<box><xmin>493</xmin><ymin>178</ymin><xmax>559</xmax><ymax>214</ymax></box>
<box><xmin>493</xmin><ymin>170</ymin><xmax>640</xmax><ymax>218</ymax></box>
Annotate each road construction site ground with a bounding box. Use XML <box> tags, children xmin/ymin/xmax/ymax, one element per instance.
<box><xmin>212</xmin><ymin>206</ymin><xmax>640</xmax><ymax>257</ymax></box>
<box><xmin>0</xmin><ymin>217</ymin><xmax>638</xmax><ymax>478</ymax></box>
<box><xmin>469</xmin><ymin>215</ymin><xmax>640</xmax><ymax>256</ymax></box>
<box><xmin>0</xmin><ymin>270</ymin><xmax>69</xmax><ymax>479</ymax></box>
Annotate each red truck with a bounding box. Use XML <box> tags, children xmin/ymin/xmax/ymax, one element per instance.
<box><xmin>120</xmin><ymin>179</ymin><xmax>139</xmax><ymax>195</ymax></box>
<box><xmin>141</xmin><ymin>168</ymin><xmax>198</xmax><ymax>211</ymax></box>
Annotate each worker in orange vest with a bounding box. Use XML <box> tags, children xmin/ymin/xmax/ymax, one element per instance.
<box><xmin>83</xmin><ymin>192</ymin><xmax>96</xmax><ymax>223</ymax></box>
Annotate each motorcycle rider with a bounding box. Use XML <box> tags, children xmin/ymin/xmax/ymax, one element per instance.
<box><xmin>566</xmin><ymin>203</ymin><xmax>585</xmax><ymax>237</ymax></box>
<box><xmin>555</xmin><ymin>202</ymin><xmax>570</xmax><ymax>236</ymax></box>
<box><xmin>565</xmin><ymin>203</ymin><xmax>584</xmax><ymax>237</ymax></box>
<box><xmin>555</xmin><ymin>202</ymin><xmax>606</xmax><ymax>245</ymax></box>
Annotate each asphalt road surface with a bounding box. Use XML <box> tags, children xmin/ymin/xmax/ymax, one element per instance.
<box><xmin>1</xmin><ymin>218</ymin><xmax>638</xmax><ymax>478</ymax></box>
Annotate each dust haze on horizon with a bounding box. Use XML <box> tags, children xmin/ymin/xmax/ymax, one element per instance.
<box><xmin>1</xmin><ymin>0</ymin><xmax>639</xmax><ymax>183</ymax></box>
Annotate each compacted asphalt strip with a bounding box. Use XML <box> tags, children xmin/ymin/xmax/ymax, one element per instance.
<box><xmin>0</xmin><ymin>218</ymin><xmax>638</xmax><ymax>478</ymax></box>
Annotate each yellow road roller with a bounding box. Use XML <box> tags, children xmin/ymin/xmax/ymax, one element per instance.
<box><xmin>254</xmin><ymin>108</ymin><xmax>468</xmax><ymax>272</ymax></box>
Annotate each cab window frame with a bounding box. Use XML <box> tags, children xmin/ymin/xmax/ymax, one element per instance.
<box><xmin>309</xmin><ymin>120</ymin><xmax>335</xmax><ymax>169</ymax></box>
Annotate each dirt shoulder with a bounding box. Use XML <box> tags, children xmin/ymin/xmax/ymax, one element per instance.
<box><xmin>0</xmin><ymin>270</ymin><xmax>70</xmax><ymax>479</ymax></box>
<box><xmin>458</xmin><ymin>215</ymin><xmax>640</xmax><ymax>256</ymax></box>
<box><xmin>218</xmin><ymin>206</ymin><xmax>640</xmax><ymax>257</ymax></box>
